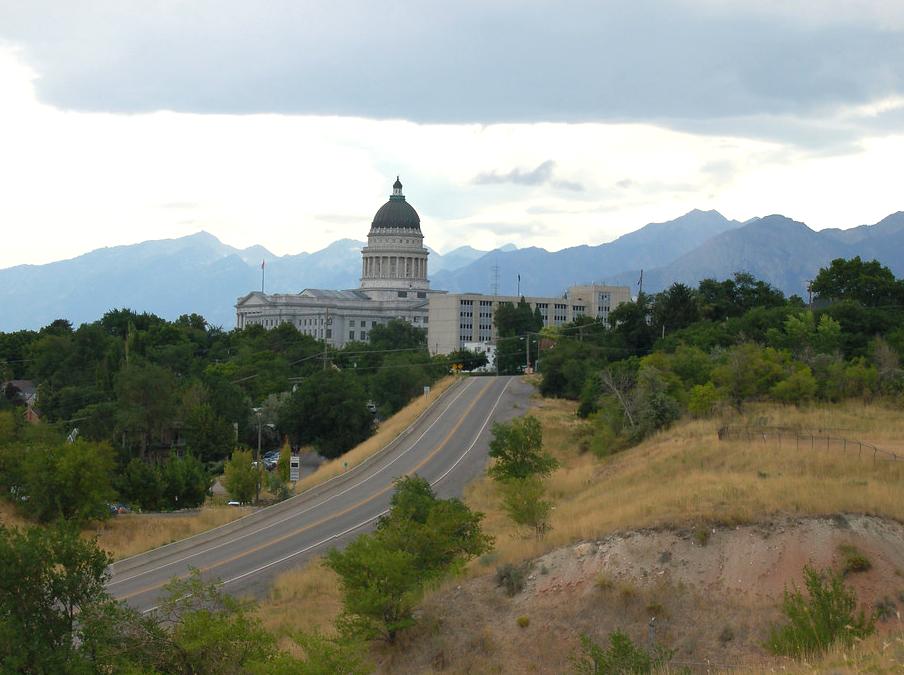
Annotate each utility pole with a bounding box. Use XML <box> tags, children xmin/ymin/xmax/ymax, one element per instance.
<box><xmin>637</xmin><ymin>269</ymin><xmax>644</xmax><ymax>298</ymax></box>
<box><xmin>525</xmin><ymin>334</ymin><xmax>530</xmax><ymax>373</ymax></box>
<box><xmin>322</xmin><ymin>307</ymin><xmax>330</xmax><ymax>371</ymax></box>
<box><xmin>254</xmin><ymin>408</ymin><xmax>262</xmax><ymax>504</ymax></box>
<box><xmin>806</xmin><ymin>280</ymin><xmax>813</xmax><ymax>309</ymax></box>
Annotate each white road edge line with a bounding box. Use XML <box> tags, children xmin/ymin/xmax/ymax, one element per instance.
<box><xmin>139</xmin><ymin>377</ymin><xmax>514</xmax><ymax>614</ymax></box>
<box><xmin>109</xmin><ymin>378</ymin><xmax>476</xmax><ymax>588</ymax></box>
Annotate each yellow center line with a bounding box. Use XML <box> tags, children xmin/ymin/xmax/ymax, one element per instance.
<box><xmin>118</xmin><ymin>377</ymin><xmax>496</xmax><ymax>602</ymax></box>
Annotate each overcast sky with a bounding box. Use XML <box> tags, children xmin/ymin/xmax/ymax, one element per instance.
<box><xmin>1</xmin><ymin>0</ymin><xmax>903</xmax><ymax>268</ymax></box>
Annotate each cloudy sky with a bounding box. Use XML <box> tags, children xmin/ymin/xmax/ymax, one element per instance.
<box><xmin>1</xmin><ymin>1</ymin><xmax>903</xmax><ymax>268</ymax></box>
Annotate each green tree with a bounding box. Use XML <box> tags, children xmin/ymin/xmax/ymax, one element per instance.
<box><xmin>277</xmin><ymin>437</ymin><xmax>291</xmax><ymax>483</ymax></box>
<box><xmin>711</xmin><ymin>343</ymin><xmax>785</xmax><ymax>412</ymax></box>
<box><xmin>652</xmin><ymin>282</ymin><xmax>699</xmax><ymax>336</ymax></box>
<box><xmin>771</xmin><ymin>365</ymin><xmax>818</xmax><ymax>405</ymax></box>
<box><xmin>0</xmin><ymin>524</ymin><xmax>111</xmax><ymax>672</ymax></box>
<box><xmin>488</xmin><ymin>415</ymin><xmax>558</xmax><ymax>482</ymax></box>
<box><xmin>447</xmin><ymin>348</ymin><xmax>489</xmax><ymax>372</ymax></box>
<box><xmin>116</xmin><ymin>457</ymin><xmax>164</xmax><ymax>511</ymax></box>
<box><xmin>369</xmin><ymin>351</ymin><xmax>433</xmax><ymax>416</ymax></box>
<box><xmin>811</xmin><ymin>256</ymin><xmax>903</xmax><ymax>307</ymax></box>
<box><xmin>367</xmin><ymin>319</ymin><xmax>426</xmax><ymax>351</ymax></box>
<box><xmin>687</xmin><ymin>382</ymin><xmax>720</xmax><ymax>417</ymax></box>
<box><xmin>115</xmin><ymin>360</ymin><xmax>179</xmax><ymax>458</ymax></box>
<box><xmin>377</xmin><ymin>476</ymin><xmax>492</xmax><ymax>575</ymax></box>
<box><xmin>608</xmin><ymin>293</ymin><xmax>655</xmax><ymax>354</ymax></box>
<box><xmin>158</xmin><ymin>570</ymin><xmax>276</xmax><ymax>673</ymax></box>
<box><xmin>279</xmin><ymin>370</ymin><xmax>373</xmax><ymax>458</ymax></box>
<box><xmin>499</xmin><ymin>476</ymin><xmax>552</xmax><ymax>539</ymax></box>
<box><xmin>20</xmin><ymin>439</ymin><xmax>116</xmax><ymax>523</ymax></box>
<box><xmin>326</xmin><ymin>534</ymin><xmax>421</xmax><ymax>643</ymax></box>
<box><xmin>223</xmin><ymin>449</ymin><xmax>257</xmax><ymax>504</ymax></box>
<box><xmin>160</xmin><ymin>453</ymin><xmax>211</xmax><ymax>509</ymax></box>
<box><xmin>495</xmin><ymin>298</ymin><xmax>543</xmax><ymax>374</ymax></box>
<box><xmin>326</xmin><ymin>476</ymin><xmax>491</xmax><ymax>643</ymax></box>
<box><xmin>184</xmin><ymin>402</ymin><xmax>234</xmax><ymax>464</ymax></box>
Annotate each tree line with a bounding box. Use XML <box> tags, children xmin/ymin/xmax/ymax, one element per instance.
<box><xmin>0</xmin><ymin>313</ymin><xmax>483</xmax><ymax>519</ymax></box>
<box><xmin>535</xmin><ymin>258</ymin><xmax>904</xmax><ymax>454</ymax></box>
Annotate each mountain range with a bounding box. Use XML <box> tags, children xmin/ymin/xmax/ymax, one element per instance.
<box><xmin>2</xmin><ymin>210</ymin><xmax>902</xmax><ymax>332</ymax></box>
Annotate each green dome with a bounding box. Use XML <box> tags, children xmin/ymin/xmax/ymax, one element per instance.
<box><xmin>371</xmin><ymin>178</ymin><xmax>421</xmax><ymax>230</ymax></box>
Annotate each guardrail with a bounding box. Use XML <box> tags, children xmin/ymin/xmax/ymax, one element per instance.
<box><xmin>717</xmin><ymin>425</ymin><xmax>901</xmax><ymax>463</ymax></box>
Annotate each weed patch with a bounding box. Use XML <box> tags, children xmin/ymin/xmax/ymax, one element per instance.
<box><xmin>767</xmin><ymin>565</ymin><xmax>875</xmax><ymax>658</ymax></box>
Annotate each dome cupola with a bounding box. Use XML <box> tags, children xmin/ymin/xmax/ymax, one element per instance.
<box><xmin>359</xmin><ymin>177</ymin><xmax>430</xmax><ymax>293</ymax></box>
<box><xmin>370</xmin><ymin>177</ymin><xmax>421</xmax><ymax>231</ymax></box>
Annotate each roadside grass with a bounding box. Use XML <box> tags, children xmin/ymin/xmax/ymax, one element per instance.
<box><xmin>293</xmin><ymin>375</ymin><xmax>458</xmax><ymax>493</ymax></box>
<box><xmin>91</xmin><ymin>505</ymin><xmax>255</xmax><ymax>560</ymax></box>
<box><xmin>253</xmin><ymin>557</ymin><xmax>343</xmax><ymax>652</ymax></box>
<box><xmin>464</xmin><ymin>397</ymin><xmax>904</xmax><ymax>568</ymax></box>
<box><xmin>735</xmin><ymin>624</ymin><xmax>904</xmax><ymax>674</ymax></box>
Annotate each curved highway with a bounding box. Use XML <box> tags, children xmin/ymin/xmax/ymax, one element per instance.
<box><xmin>107</xmin><ymin>375</ymin><xmax>533</xmax><ymax>612</ymax></box>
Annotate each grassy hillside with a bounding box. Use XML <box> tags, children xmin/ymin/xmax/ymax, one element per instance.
<box><xmin>254</xmin><ymin>393</ymin><xmax>904</xmax><ymax>672</ymax></box>
<box><xmin>465</xmin><ymin>395</ymin><xmax>904</xmax><ymax>568</ymax></box>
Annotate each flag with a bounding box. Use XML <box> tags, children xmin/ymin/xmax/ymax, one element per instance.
<box><xmin>261</xmin><ymin>259</ymin><xmax>266</xmax><ymax>270</ymax></box>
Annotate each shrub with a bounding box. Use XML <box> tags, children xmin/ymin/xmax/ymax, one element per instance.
<box><xmin>873</xmin><ymin>596</ymin><xmax>897</xmax><ymax>621</ymax></box>
<box><xmin>571</xmin><ymin>630</ymin><xmax>672</xmax><ymax>674</ymax></box>
<box><xmin>516</xmin><ymin>615</ymin><xmax>530</xmax><ymax>628</ymax></box>
<box><xmin>718</xmin><ymin>626</ymin><xmax>734</xmax><ymax>644</ymax></box>
<box><xmin>495</xmin><ymin>563</ymin><xmax>527</xmax><ymax>597</ymax></box>
<box><xmin>766</xmin><ymin>565</ymin><xmax>875</xmax><ymax>658</ymax></box>
<box><xmin>837</xmin><ymin>544</ymin><xmax>872</xmax><ymax>575</ymax></box>
<box><xmin>595</xmin><ymin>573</ymin><xmax>614</xmax><ymax>591</ymax></box>
<box><xmin>499</xmin><ymin>476</ymin><xmax>552</xmax><ymax>539</ymax></box>
<box><xmin>693</xmin><ymin>527</ymin><xmax>710</xmax><ymax>546</ymax></box>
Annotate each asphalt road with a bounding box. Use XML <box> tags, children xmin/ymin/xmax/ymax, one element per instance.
<box><xmin>107</xmin><ymin>375</ymin><xmax>533</xmax><ymax>612</ymax></box>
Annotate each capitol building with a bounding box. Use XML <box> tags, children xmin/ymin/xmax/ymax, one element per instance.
<box><xmin>234</xmin><ymin>178</ymin><xmax>443</xmax><ymax>348</ymax></box>
<box><xmin>235</xmin><ymin>177</ymin><xmax>632</xmax><ymax>354</ymax></box>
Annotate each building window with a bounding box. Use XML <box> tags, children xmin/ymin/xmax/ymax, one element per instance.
<box><xmin>360</xmin><ymin>330</ymin><xmax>367</xmax><ymax>340</ymax></box>
<box><xmin>349</xmin><ymin>331</ymin><xmax>355</xmax><ymax>340</ymax></box>
<box><xmin>371</xmin><ymin>320</ymin><xmax>378</xmax><ymax>328</ymax></box>
<box><xmin>326</xmin><ymin>329</ymin><xmax>332</xmax><ymax>338</ymax></box>
<box><xmin>397</xmin><ymin>291</ymin><xmax>408</xmax><ymax>298</ymax></box>
<box><xmin>423</xmin><ymin>317</ymin><xmax>428</xmax><ymax>324</ymax></box>
<box><xmin>417</xmin><ymin>291</ymin><xmax>427</xmax><ymax>298</ymax></box>
<box><xmin>349</xmin><ymin>320</ymin><xmax>355</xmax><ymax>327</ymax></box>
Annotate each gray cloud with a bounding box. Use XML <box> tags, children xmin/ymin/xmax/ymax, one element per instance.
<box><xmin>474</xmin><ymin>160</ymin><xmax>584</xmax><ymax>191</ymax></box>
<box><xmin>1</xmin><ymin>1</ymin><xmax>903</xmax><ymax>145</ymax></box>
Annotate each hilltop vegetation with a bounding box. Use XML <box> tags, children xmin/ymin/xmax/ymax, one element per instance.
<box><xmin>0</xmin><ymin>313</ymin><xmax>481</xmax><ymax>523</ymax></box>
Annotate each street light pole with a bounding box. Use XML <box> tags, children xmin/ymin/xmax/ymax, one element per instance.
<box><xmin>254</xmin><ymin>407</ymin><xmax>262</xmax><ymax>504</ymax></box>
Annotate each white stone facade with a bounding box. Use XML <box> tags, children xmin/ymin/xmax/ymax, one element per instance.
<box><xmin>235</xmin><ymin>179</ymin><xmax>442</xmax><ymax>348</ymax></box>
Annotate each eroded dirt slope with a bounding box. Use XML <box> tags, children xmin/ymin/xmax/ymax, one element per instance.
<box><xmin>379</xmin><ymin>515</ymin><xmax>904</xmax><ymax>674</ymax></box>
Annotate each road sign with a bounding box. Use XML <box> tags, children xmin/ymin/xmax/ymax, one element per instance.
<box><xmin>289</xmin><ymin>454</ymin><xmax>300</xmax><ymax>482</ymax></box>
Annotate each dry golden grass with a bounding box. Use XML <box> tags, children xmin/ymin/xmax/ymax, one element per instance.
<box><xmin>730</xmin><ymin>623</ymin><xmax>904</xmax><ymax>674</ymax></box>
<box><xmin>293</xmin><ymin>375</ymin><xmax>458</xmax><ymax>493</ymax></box>
<box><xmin>254</xmin><ymin>557</ymin><xmax>343</xmax><ymax>639</ymax></box>
<box><xmin>0</xmin><ymin>499</ymin><xmax>28</xmax><ymax>529</ymax></box>
<box><xmin>91</xmin><ymin>505</ymin><xmax>255</xmax><ymax>560</ymax></box>
<box><xmin>465</xmin><ymin>397</ymin><xmax>904</xmax><ymax>568</ymax></box>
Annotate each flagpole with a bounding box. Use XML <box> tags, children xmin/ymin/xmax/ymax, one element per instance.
<box><xmin>261</xmin><ymin>260</ymin><xmax>265</xmax><ymax>293</ymax></box>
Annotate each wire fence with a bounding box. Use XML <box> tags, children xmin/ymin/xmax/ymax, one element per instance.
<box><xmin>717</xmin><ymin>425</ymin><xmax>901</xmax><ymax>463</ymax></box>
